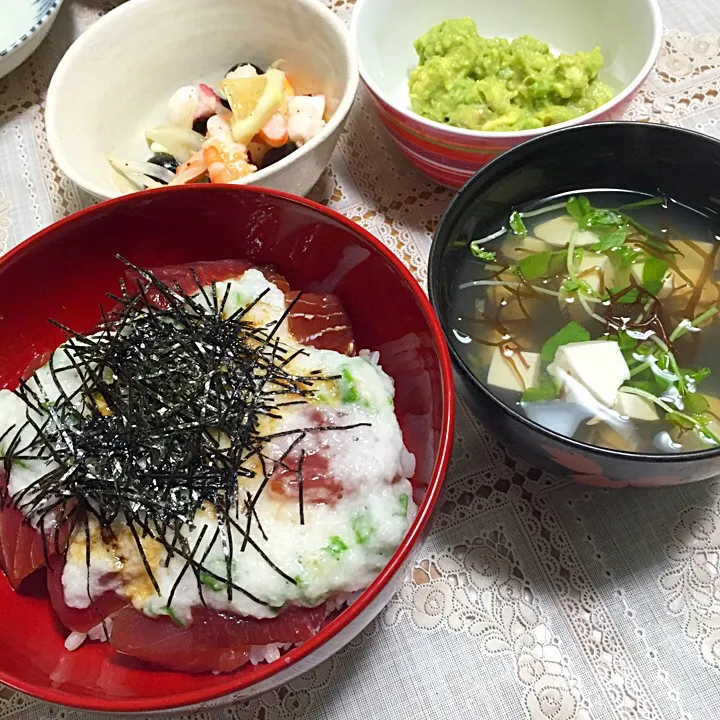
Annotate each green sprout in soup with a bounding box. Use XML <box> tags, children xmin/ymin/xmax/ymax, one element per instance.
<box><xmin>453</xmin><ymin>192</ymin><xmax>720</xmax><ymax>454</ymax></box>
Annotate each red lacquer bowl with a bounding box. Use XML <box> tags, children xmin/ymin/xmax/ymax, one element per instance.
<box><xmin>0</xmin><ymin>185</ymin><xmax>455</xmax><ymax>713</ymax></box>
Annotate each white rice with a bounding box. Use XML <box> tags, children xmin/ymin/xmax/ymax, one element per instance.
<box><xmin>359</xmin><ymin>348</ymin><xmax>381</xmax><ymax>366</ymax></box>
<box><xmin>64</xmin><ymin>594</ymin><xmax>364</xmax><ymax>667</ymax></box>
<box><xmin>248</xmin><ymin>642</ymin><xmax>290</xmax><ymax>665</ymax></box>
<box><xmin>400</xmin><ymin>446</ymin><xmax>416</xmax><ymax>477</ymax></box>
<box><xmin>64</xmin><ymin>614</ymin><xmax>114</xmax><ymax>651</ymax></box>
<box><xmin>64</xmin><ymin>631</ymin><xmax>87</xmax><ymax>652</ymax></box>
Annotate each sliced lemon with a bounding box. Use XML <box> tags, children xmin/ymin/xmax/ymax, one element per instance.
<box><xmin>220</xmin><ymin>68</ymin><xmax>286</xmax><ymax>146</ymax></box>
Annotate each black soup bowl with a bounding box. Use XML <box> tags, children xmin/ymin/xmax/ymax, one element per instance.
<box><xmin>429</xmin><ymin>122</ymin><xmax>720</xmax><ymax>489</ymax></box>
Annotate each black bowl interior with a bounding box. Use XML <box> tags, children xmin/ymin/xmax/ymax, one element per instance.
<box><xmin>429</xmin><ymin>121</ymin><xmax>720</xmax><ymax>461</ymax></box>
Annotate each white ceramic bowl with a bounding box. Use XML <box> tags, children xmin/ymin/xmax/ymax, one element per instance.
<box><xmin>45</xmin><ymin>0</ymin><xmax>358</xmax><ymax>200</ymax></box>
<box><xmin>351</xmin><ymin>0</ymin><xmax>662</xmax><ymax>187</ymax></box>
<box><xmin>0</xmin><ymin>0</ymin><xmax>65</xmax><ymax>79</ymax></box>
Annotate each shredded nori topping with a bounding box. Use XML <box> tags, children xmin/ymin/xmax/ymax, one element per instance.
<box><xmin>0</xmin><ymin>257</ymin><xmax>368</xmax><ymax>609</ymax></box>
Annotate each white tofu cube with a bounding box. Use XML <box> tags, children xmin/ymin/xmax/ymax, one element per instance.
<box><xmin>559</xmin><ymin>252</ymin><xmax>614</xmax><ymax>323</ymax></box>
<box><xmin>534</xmin><ymin>215</ymin><xmax>599</xmax><ymax>248</ymax></box>
<box><xmin>522</xmin><ymin>235</ymin><xmax>548</xmax><ymax>253</ymax></box>
<box><xmin>575</xmin><ymin>251</ymin><xmax>613</xmax><ymax>295</ymax></box>
<box><xmin>500</xmin><ymin>234</ymin><xmax>548</xmax><ymax>261</ymax></box>
<box><xmin>671</xmin><ymin>239</ymin><xmax>716</xmax><ymax>285</ymax></box>
<box><xmin>487</xmin><ymin>348</ymin><xmax>541</xmax><ymax>393</ymax></box>
<box><xmin>615</xmin><ymin>389</ymin><xmax>659</xmax><ymax>421</ymax></box>
<box><xmin>549</xmin><ymin>340</ymin><xmax>630</xmax><ymax>407</ymax></box>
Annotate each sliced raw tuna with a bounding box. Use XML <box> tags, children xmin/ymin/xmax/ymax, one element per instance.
<box><xmin>110</xmin><ymin>603</ymin><xmax>326</xmax><ymax>673</ymax></box>
<box><xmin>270</xmin><ymin>448</ymin><xmax>343</xmax><ymax>503</ymax></box>
<box><xmin>123</xmin><ymin>260</ymin><xmax>291</xmax><ymax>308</ymax></box>
<box><xmin>20</xmin><ymin>350</ymin><xmax>53</xmax><ymax>381</ymax></box>
<box><xmin>124</xmin><ymin>259</ymin><xmax>255</xmax><ymax>308</ymax></box>
<box><xmin>0</xmin><ymin>468</ymin><xmax>71</xmax><ymax>589</ymax></box>
<box><xmin>0</xmin><ymin>495</ymin><xmax>46</xmax><ymax>589</ymax></box>
<box><xmin>47</xmin><ymin>555</ymin><xmax>128</xmax><ymax>633</ymax></box>
<box><xmin>287</xmin><ymin>293</ymin><xmax>355</xmax><ymax>355</ymax></box>
<box><xmin>123</xmin><ymin>261</ymin><xmax>354</xmax><ymax>354</ymax></box>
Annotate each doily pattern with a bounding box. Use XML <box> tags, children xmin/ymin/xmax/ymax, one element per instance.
<box><xmin>660</xmin><ymin>486</ymin><xmax>720</xmax><ymax>671</ymax></box>
<box><xmin>384</xmin><ymin>532</ymin><xmax>593</xmax><ymax>720</ymax></box>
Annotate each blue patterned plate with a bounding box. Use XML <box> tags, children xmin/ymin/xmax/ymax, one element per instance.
<box><xmin>0</xmin><ymin>0</ymin><xmax>65</xmax><ymax>78</ymax></box>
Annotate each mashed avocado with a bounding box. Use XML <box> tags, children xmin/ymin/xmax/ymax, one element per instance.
<box><xmin>408</xmin><ymin>18</ymin><xmax>613</xmax><ymax>132</ymax></box>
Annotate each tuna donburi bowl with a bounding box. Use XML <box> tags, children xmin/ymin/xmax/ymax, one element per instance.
<box><xmin>0</xmin><ymin>186</ymin><xmax>454</xmax><ymax>712</ymax></box>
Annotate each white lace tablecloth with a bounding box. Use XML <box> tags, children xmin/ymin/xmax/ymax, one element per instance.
<box><xmin>2</xmin><ymin>2</ymin><xmax>720</xmax><ymax>719</ymax></box>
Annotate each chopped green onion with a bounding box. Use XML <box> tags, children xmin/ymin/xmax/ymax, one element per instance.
<box><xmin>161</xmin><ymin>606</ymin><xmax>185</xmax><ymax>628</ymax></box>
<box><xmin>352</xmin><ymin>512</ymin><xmax>375</xmax><ymax>544</ymax></box>
<box><xmin>324</xmin><ymin>536</ymin><xmax>349</xmax><ymax>559</ymax></box>
<box><xmin>199</xmin><ymin>571</ymin><xmax>226</xmax><ymax>592</ymax></box>
<box><xmin>339</xmin><ymin>367</ymin><xmax>360</xmax><ymax>404</ymax></box>
<box><xmin>295</xmin><ymin>574</ymin><xmax>309</xmax><ymax>590</ymax></box>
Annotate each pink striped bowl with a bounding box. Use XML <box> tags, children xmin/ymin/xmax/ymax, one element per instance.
<box><xmin>351</xmin><ymin>0</ymin><xmax>663</xmax><ymax>188</ymax></box>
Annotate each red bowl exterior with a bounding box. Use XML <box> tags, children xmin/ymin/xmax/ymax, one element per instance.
<box><xmin>0</xmin><ymin>185</ymin><xmax>455</xmax><ymax>713</ymax></box>
<box><xmin>365</xmin><ymin>83</ymin><xmax>641</xmax><ymax>188</ymax></box>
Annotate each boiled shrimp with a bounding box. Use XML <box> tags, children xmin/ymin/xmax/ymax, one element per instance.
<box><xmin>202</xmin><ymin>135</ymin><xmax>256</xmax><ymax>183</ymax></box>
<box><xmin>256</xmin><ymin>78</ymin><xmax>295</xmax><ymax>147</ymax></box>
<box><xmin>169</xmin><ymin>150</ymin><xmax>207</xmax><ymax>185</ymax></box>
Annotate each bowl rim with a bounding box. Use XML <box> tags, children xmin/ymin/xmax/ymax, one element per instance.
<box><xmin>0</xmin><ymin>0</ymin><xmax>65</xmax><ymax>58</ymax></box>
<box><xmin>428</xmin><ymin>120</ymin><xmax>720</xmax><ymax>465</ymax></box>
<box><xmin>350</xmin><ymin>0</ymin><xmax>663</xmax><ymax>141</ymax></box>
<box><xmin>0</xmin><ymin>183</ymin><xmax>456</xmax><ymax>712</ymax></box>
<box><xmin>44</xmin><ymin>0</ymin><xmax>360</xmax><ymax>201</ymax></box>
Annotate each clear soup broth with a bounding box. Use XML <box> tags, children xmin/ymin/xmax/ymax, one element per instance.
<box><xmin>450</xmin><ymin>190</ymin><xmax>720</xmax><ymax>454</ymax></box>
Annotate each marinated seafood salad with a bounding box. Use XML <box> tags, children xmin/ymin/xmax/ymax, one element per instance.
<box><xmin>108</xmin><ymin>62</ymin><xmax>327</xmax><ymax>190</ymax></box>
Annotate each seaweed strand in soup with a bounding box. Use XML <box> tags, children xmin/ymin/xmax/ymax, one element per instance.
<box><xmin>450</xmin><ymin>191</ymin><xmax>720</xmax><ymax>454</ymax></box>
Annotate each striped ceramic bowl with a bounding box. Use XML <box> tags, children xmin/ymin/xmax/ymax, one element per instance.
<box><xmin>350</xmin><ymin>0</ymin><xmax>663</xmax><ymax>188</ymax></box>
<box><xmin>0</xmin><ymin>0</ymin><xmax>65</xmax><ymax>79</ymax></box>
